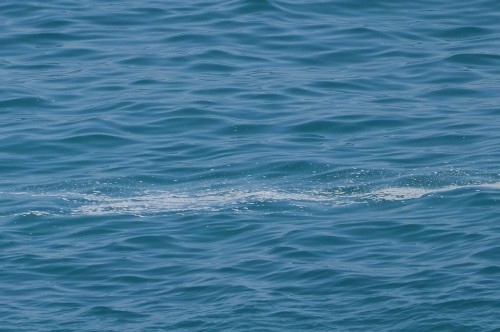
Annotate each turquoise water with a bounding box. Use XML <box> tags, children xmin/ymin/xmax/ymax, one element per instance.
<box><xmin>1</xmin><ymin>0</ymin><xmax>499</xmax><ymax>330</ymax></box>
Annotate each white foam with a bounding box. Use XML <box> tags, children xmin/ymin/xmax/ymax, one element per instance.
<box><xmin>360</xmin><ymin>182</ymin><xmax>500</xmax><ymax>201</ymax></box>
<box><xmin>73</xmin><ymin>189</ymin><xmax>338</xmax><ymax>216</ymax></box>
<box><xmin>5</xmin><ymin>182</ymin><xmax>498</xmax><ymax>216</ymax></box>
<box><xmin>71</xmin><ymin>182</ymin><xmax>500</xmax><ymax>216</ymax></box>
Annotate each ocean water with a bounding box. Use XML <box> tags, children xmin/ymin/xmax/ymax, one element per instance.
<box><xmin>1</xmin><ymin>0</ymin><xmax>499</xmax><ymax>330</ymax></box>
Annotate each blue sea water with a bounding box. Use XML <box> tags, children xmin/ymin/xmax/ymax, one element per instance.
<box><xmin>1</xmin><ymin>0</ymin><xmax>499</xmax><ymax>330</ymax></box>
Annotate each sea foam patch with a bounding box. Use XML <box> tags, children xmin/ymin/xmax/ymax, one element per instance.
<box><xmin>71</xmin><ymin>182</ymin><xmax>500</xmax><ymax>216</ymax></box>
<box><xmin>73</xmin><ymin>189</ymin><xmax>339</xmax><ymax>216</ymax></box>
<box><xmin>4</xmin><ymin>182</ymin><xmax>499</xmax><ymax>216</ymax></box>
<box><xmin>361</xmin><ymin>182</ymin><xmax>500</xmax><ymax>202</ymax></box>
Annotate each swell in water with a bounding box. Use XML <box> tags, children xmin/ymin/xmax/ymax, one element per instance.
<box><xmin>7</xmin><ymin>181</ymin><xmax>500</xmax><ymax>217</ymax></box>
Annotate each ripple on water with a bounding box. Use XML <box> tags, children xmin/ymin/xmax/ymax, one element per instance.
<box><xmin>1</xmin><ymin>0</ymin><xmax>500</xmax><ymax>330</ymax></box>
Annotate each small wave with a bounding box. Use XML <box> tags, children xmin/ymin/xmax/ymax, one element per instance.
<box><xmin>4</xmin><ymin>182</ymin><xmax>498</xmax><ymax>216</ymax></box>
<box><xmin>361</xmin><ymin>182</ymin><xmax>500</xmax><ymax>202</ymax></box>
<box><xmin>71</xmin><ymin>182</ymin><xmax>500</xmax><ymax>216</ymax></box>
<box><xmin>73</xmin><ymin>189</ymin><xmax>339</xmax><ymax>216</ymax></box>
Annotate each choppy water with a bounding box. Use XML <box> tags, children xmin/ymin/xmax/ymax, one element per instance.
<box><xmin>1</xmin><ymin>0</ymin><xmax>499</xmax><ymax>330</ymax></box>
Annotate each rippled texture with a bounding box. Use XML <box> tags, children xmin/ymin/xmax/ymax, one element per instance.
<box><xmin>1</xmin><ymin>0</ymin><xmax>499</xmax><ymax>330</ymax></box>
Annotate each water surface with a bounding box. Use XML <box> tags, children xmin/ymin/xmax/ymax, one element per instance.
<box><xmin>1</xmin><ymin>0</ymin><xmax>499</xmax><ymax>330</ymax></box>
